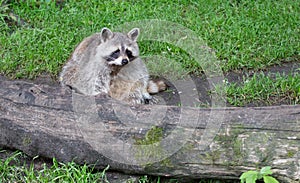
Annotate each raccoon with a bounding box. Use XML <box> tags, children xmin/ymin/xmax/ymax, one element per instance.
<box><xmin>59</xmin><ymin>27</ymin><xmax>166</xmax><ymax>104</ymax></box>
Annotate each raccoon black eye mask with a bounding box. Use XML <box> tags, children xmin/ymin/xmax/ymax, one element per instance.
<box><xmin>105</xmin><ymin>49</ymin><xmax>135</xmax><ymax>62</ymax></box>
<box><xmin>106</xmin><ymin>49</ymin><xmax>120</xmax><ymax>61</ymax></box>
<box><xmin>126</xmin><ymin>49</ymin><xmax>135</xmax><ymax>61</ymax></box>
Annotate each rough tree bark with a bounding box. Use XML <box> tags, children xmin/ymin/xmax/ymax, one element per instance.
<box><xmin>0</xmin><ymin>76</ymin><xmax>299</xmax><ymax>182</ymax></box>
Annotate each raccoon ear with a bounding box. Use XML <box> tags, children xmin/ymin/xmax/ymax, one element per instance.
<box><xmin>127</xmin><ymin>28</ymin><xmax>140</xmax><ymax>42</ymax></box>
<box><xmin>100</xmin><ymin>27</ymin><xmax>114</xmax><ymax>42</ymax></box>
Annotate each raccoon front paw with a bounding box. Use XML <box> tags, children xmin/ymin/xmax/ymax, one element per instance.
<box><xmin>145</xmin><ymin>96</ymin><xmax>160</xmax><ymax>105</ymax></box>
<box><xmin>142</xmin><ymin>93</ymin><xmax>152</xmax><ymax>100</ymax></box>
<box><xmin>143</xmin><ymin>93</ymin><xmax>153</xmax><ymax>104</ymax></box>
<box><xmin>124</xmin><ymin>96</ymin><xmax>144</xmax><ymax>105</ymax></box>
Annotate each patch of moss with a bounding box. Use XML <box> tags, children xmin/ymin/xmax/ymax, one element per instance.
<box><xmin>213</xmin><ymin>125</ymin><xmax>245</xmax><ymax>166</ymax></box>
<box><xmin>135</xmin><ymin>126</ymin><xmax>163</xmax><ymax>145</ymax></box>
<box><xmin>287</xmin><ymin>150</ymin><xmax>296</xmax><ymax>158</ymax></box>
<box><xmin>134</xmin><ymin>126</ymin><xmax>167</xmax><ymax>166</ymax></box>
<box><xmin>203</xmin><ymin>150</ymin><xmax>221</xmax><ymax>164</ymax></box>
<box><xmin>22</xmin><ymin>137</ymin><xmax>31</xmax><ymax>146</ymax></box>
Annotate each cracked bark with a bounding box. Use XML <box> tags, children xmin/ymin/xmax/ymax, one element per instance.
<box><xmin>0</xmin><ymin>77</ymin><xmax>299</xmax><ymax>182</ymax></box>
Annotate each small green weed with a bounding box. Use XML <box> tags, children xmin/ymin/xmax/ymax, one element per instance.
<box><xmin>240</xmin><ymin>166</ymin><xmax>279</xmax><ymax>183</ymax></box>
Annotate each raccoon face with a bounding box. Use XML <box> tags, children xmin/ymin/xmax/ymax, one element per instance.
<box><xmin>100</xmin><ymin>28</ymin><xmax>140</xmax><ymax>66</ymax></box>
<box><xmin>105</xmin><ymin>46</ymin><xmax>137</xmax><ymax>66</ymax></box>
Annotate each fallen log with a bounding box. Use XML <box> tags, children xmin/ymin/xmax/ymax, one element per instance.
<box><xmin>0</xmin><ymin>76</ymin><xmax>299</xmax><ymax>182</ymax></box>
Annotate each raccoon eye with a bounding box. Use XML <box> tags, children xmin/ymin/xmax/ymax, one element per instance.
<box><xmin>110</xmin><ymin>49</ymin><xmax>120</xmax><ymax>59</ymax></box>
<box><xmin>126</xmin><ymin>49</ymin><xmax>134</xmax><ymax>59</ymax></box>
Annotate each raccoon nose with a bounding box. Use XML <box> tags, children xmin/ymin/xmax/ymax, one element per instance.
<box><xmin>121</xmin><ymin>59</ymin><xmax>129</xmax><ymax>65</ymax></box>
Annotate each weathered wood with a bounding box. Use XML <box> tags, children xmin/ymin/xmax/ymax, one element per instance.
<box><xmin>0</xmin><ymin>77</ymin><xmax>299</xmax><ymax>182</ymax></box>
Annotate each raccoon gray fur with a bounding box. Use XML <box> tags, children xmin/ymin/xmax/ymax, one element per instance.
<box><xmin>59</xmin><ymin>27</ymin><xmax>166</xmax><ymax>104</ymax></box>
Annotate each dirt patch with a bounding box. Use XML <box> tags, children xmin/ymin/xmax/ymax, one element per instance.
<box><xmin>225</xmin><ymin>59</ymin><xmax>300</xmax><ymax>84</ymax></box>
<box><xmin>158</xmin><ymin>60</ymin><xmax>300</xmax><ymax>107</ymax></box>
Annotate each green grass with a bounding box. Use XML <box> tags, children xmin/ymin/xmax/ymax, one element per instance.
<box><xmin>0</xmin><ymin>151</ymin><xmax>109</xmax><ymax>183</ymax></box>
<box><xmin>214</xmin><ymin>73</ymin><xmax>300</xmax><ymax>106</ymax></box>
<box><xmin>0</xmin><ymin>150</ymin><xmax>236</xmax><ymax>183</ymax></box>
<box><xmin>0</xmin><ymin>0</ymin><xmax>299</xmax><ymax>79</ymax></box>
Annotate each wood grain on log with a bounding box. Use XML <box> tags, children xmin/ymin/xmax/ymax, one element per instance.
<box><xmin>0</xmin><ymin>77</ymin><xmax>299</xmax><ymax>182</ymax></box>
